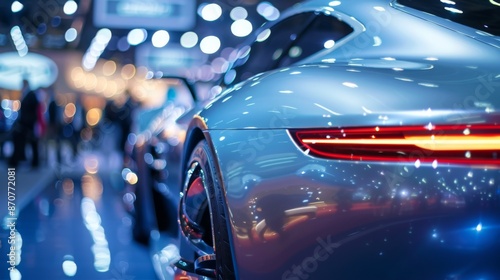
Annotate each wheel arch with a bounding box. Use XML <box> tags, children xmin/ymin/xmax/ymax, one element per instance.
<box><xmin>182</xmin><ymin>116</ymin><xmax>208</xmax><ymax>176</ymax></box>
<box><xmin>180</xmin><ymin>115</ymin><xmax>238</xmax><ymax>279</ymax></box>
<box><xmin>182</xmin><ymin>116</ymin><xmax>227</xmax><ymax>186</ymax></box>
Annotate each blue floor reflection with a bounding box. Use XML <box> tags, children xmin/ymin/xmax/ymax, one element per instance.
<box><xmin>0</xmin><ymin>173</ymin><xmax>157</xmax><ymax>279</ymax></box>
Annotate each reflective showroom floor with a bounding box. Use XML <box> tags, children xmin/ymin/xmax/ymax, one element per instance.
<box><xmin>0</xmin><ymin>136</ymin><xmax>157</xmax><ymax>280</ymax></box>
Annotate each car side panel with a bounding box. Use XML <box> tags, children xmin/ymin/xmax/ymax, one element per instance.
<box><xmin>207</xmin><ymin>128</ymin><xmax>500</xmax><ymax>280</ymax></box>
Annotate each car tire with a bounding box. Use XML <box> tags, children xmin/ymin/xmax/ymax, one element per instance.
<box><xmin>186</xmin><ymin>140</ymin><xmax>235</xmax><ymax>280</ymax></box>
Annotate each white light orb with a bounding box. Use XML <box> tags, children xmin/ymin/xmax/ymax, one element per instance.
<box><xmin>231</xmin><ymin>19</ymin><xmax>253</xmax><ymax>37</ymax></box>
<box><xmin>180</xmin><ymin>31</ymin><xmax>198</xmax><ymax>48</ymax></box>
<box><xmin>200</xmin><ymin>36</ymin><xmax>221</xmax><ymax>54</ymax></box>
<box><xmin>127</xmin><ymin>29</ymin><xmax>147</xmax><ymax>46</ymax></box>
<box><xmin>152</xmin><ymin>30</ymin><xmax>170</xmax><ymax>48</ymax></box>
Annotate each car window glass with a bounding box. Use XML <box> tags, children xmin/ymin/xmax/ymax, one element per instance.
<box><xmin>397</xmin><ymin>0</ymin><xmax>500</xmax><ymax>36</ymax></box>
<box><xmin>279</xmin><ymin>13</ymin><xmax>354</xmax><ymax>67</ymax></box>
<box><xmin>227</xmin><ymin>12</ymin><xmax>315</xmax><ymax>86</ymax></box>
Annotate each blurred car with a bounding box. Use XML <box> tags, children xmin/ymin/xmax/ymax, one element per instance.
<box><xmin>121</xmin><ymin>77</ymin><xmax>207</xmax><ymax>244</ymax></box>
<box><xmin>168</xmin><ymin>0</ymin><xmax>500</xmax><ymax>279</ymax></box>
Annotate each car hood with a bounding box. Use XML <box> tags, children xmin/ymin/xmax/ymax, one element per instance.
<box><xmin>198</xmin><ymin>58</ymin><xmax>500</xmax><ymax>129</ymax></box>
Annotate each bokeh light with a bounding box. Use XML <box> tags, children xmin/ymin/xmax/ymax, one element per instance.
<box><xmin>231</xmin><ymin>19</ymin><xmax>253</xmax><ymax>37</ymax></box>
<box><xmin>152</xmin><ymin>30</ymin><xmax>170</xmax><ymax>48</ymax></box>
<box><xmin>63</xmin><ymin>0</ymin><xmax>78</xmax><ymax>15</ymax></box>
<box><xmin>200</xmin><ymin>3</ymin><xmax>222</xmax><ymax>21</ymax></box>
<box><xmin>200</xmin><ymin>36</ymin><xmax>221</xmax><ymax>54</ymax></box>
<box><xmin>230</xmin><ymin>7</ymin><xmax>248</xmax><ymax>20</ymax></box>
<box><xmin>180</xmin><ymin>31</ymin><xmax>198</xmax><ymax>48</ymax></box>
<box><xmin>127</xmin><ymin>29</ymin><xmax>147</xmax><ymax>46</ymax></box>
<box><xmin>65</xmin><ymin>28</ymin><xmax>77</xmax><ymax>42</ymax></box>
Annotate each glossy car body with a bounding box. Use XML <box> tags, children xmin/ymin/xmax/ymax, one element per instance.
<box><xmin>168</xmin><ymin>0</ymin><xmax>500</xmax><ymax>279</ymax></box>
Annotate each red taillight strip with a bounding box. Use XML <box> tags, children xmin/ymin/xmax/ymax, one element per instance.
<box><xmin>301</xmin><ymin>136</ymin><xmax>500</xmax><ymax>151</ymax></box>
<box><xmin>290</xmin><ymin>125</ymin><xmax>500</xmax><ymax>165</ymax></box>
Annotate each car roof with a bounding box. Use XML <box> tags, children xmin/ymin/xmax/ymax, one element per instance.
<box><xmin>265</xmin><ymin>0</ymin><xmax>497</xmax><ymax>67</ymax></box>
<box><xmin>277</xmin><ymin>0</ymin><xmax>499</xmax><ymax>49</ymax></box>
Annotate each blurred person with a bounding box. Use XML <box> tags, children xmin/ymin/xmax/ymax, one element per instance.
<box><xmin>103</xmin><ymin>90</ymin><xmax>138</xmax><ymax>153</ymax></box>
<box><xmin>103</xmin><ymin>98</ymin><xmax>120</xmax><ymax>148</ymax></box>
<box><xmin>71</xmin><ymin>97</ymin><xmax>85</xmax><ymax>158</ymax></box>
<box><xmin>45</xmin><ymin>87</ymin><xmax>63</xmax><ymax>163</ymax></box>
<box><xmin>61</xmin><ymin>96</ymin><xmax>85</xmax><ymax>162</ymax></box>
<box><xmin>9</xmin><ymin>79</ymin><xmax>42</xmax><ymax>168</ymax></box>
<box><xmin>117</xmin><ymin>90</ymin><xmax>138</xmax><ymax>153</ymax></box>
<box><xmin>35</xmin><ymin>87</ymin><xmax>48</xmax><ymax>156</ymax></box>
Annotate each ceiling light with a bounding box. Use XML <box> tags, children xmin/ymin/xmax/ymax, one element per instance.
<box><xmin>200</xmin><ymin>3</ymin><xmax>222</xmax><ymax>21</ymax></box>
<box><xmin>11</xmin><ymin>1</ymin><xmax>23</xmax><ymax>13</ymax></box>
<box><xmin>231</xmin><ymin>19</ymin><xmax>253</xmax><ymax>37</ymax></box>
<box><xmin>82</xmin><ymin>28</ymin><xmax>112</xmax><ymax>70</ymax></box>
<box><xmin>152</xmin><ymin>30</ymin><xmax>170</xmax><ymax>48</ymax></box>
<box><xmin>10</xmin><ymin>26</ymin><xmax>28</xmax><ymax>57</ymax></box>
<box><xmin>230</xmin><ymin>7</ymin><xmax>248</xmax><ymax>20</ymax></box>
<box><xmin>63</xmin><ymin>0</ymin><xmax>78</xmax><ymax>15</ymax></box>
<box><xmin>257</xmin><ymin>2</ymin><xmax>272</xmax><ymax>15</ymax></box>
<box><xmin>65</xmin><ymin>28</ymin><xmax>78</xmax><ymax>42</ymax></box>
<box><xmin>200</xmin><ymin>36</ymin><xmax>220</xmax><ymax>54</ymax></box>
<box><xmin>180</xmin><ymin>32</ymin><xmax>198</xmax><ymax>48</ymax></box>
<box><xmin>127</xmin><ymin>29</ymin><xmax>147</xmax><ymax>46</ymax></box>
<box><xmin>257</xmin><ymin>3</ymin><xmax>280</xmax><ymax>21</ymax></box>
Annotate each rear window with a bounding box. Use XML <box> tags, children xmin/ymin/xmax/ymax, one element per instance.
<box><xmin>397</xmin><ymin>0</ymin><xmax>500</xmax><ymax>36</ymax></box>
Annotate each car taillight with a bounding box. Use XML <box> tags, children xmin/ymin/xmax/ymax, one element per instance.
<box><xmin>290</xmin><ymin>124</ymin><xmax>500</xmax><ymax>165</ymax></box>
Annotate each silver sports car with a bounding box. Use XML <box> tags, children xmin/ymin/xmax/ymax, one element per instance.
<box><xmin>170</xmin><ymin>0</ymin><xmax>500</xmax><ymax>279</ymax></box>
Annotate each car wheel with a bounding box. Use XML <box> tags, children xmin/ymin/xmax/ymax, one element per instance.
<box><xmin>181</xmin><ymin>140</ymin><xmax>235</xmax><ymax>279</ymax></box>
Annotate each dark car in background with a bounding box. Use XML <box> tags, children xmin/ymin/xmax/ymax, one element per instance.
<box><xmin>121</xmin><ymin>77</ymin><xmax>210</xmax><ymax>245</ymax></box>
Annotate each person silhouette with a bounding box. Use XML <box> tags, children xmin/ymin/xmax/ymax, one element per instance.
<box><xmin>9</xmin><ymin>79</ymin><xmax>41</xmax><ymax>168</ymax></box>
<box><xmin>45</xmin><ymin>87</ymin><xmax>63</xmax><ymax>164</ymax></box>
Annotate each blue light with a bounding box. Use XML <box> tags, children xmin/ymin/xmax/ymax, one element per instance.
<box><xmin>476</xmin><ymin>223</ymin><xmax>482</xmax><ymax>232</ymax></box>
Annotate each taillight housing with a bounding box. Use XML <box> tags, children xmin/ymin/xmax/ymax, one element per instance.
<box><xmin>290</xmin><ymin>124</ymin><xmax>500</xmax><ymax>165</ymax></box>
